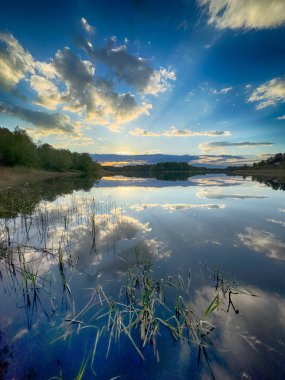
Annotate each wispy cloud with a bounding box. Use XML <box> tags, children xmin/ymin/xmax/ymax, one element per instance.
<box><xmin>129</xmin><ymin>126</ymin><xmax>231</xmax><ymax>137</ymax></box>
<box><xmin>199</xmin><ymin>0</ymin><xmax>285</xmax><ymax>30</ymax></box>
<box><xmin>191</xmin><ymin>155</ymin><xmax>257</xmax><ymax>166</ymax></box>
<box><xmin>248</xmin><ymin>77</ymin><xmax>285</xmax><ymax>109</ymax></box>
<box><xmin>81</xmin><ymin>17</ymin><xmax>95</xmax><ymax>34</ymax></box>
<box><xmin>200</xmin><ymin>141</ymin><xmax>273</xmax><ymax>152</ymax></box>
<box><xmin>212</xmin><ymin>87</ymin><xmax>233</xmax><ymax>95</ymax></box>
<box><xmin>277</xmin><ymin>115</ymin><xmax>285</xmax><ymax>120</ymax></box>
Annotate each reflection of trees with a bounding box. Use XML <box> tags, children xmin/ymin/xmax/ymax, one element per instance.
<box><xmin>252</xmin><ymin>176</ymin><xmax>285</xmax><ymax>191</ymax></box>
<box><xmin>0</xmin><ymin>176</ymin><xmax>96</xmax><ymax>218</ymax></box>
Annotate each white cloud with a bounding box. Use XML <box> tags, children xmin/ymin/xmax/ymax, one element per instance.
<box><xmin>81</xmin><ymin>17</ymin><xmax>95</xmax><ymax>34</ymax></box>
<box><xmin>143</xmin><ymin>67</ymin><xmax>176</xmax><ymax>95</ymax></box>
<box><xmin>29</xmin><ymin>74</ymin><xmax>62</xmax><ymax>110</ymax></box>
<box><xmin>277</xmin><ymin>115</ymin><xmax>285</xmax><ymax>120</ymax></box>
<box><xmin>200</xmin><ymin>141</ymin><xmax>273</xmax><ymax>152</ymax></box>
<box><xmin>35</xmin><ymin>61</ymin><xmax>57</xmax><ymax>79</ymax></box>
<box><xmin>199</xmin><ymin>0</ymin><xmax>285</xmax><ymax>30</ymax></box>
<box><xmin>212</xmin><ymin>87</ymin><xmax>233</xmax><ymax>95</ymax></box>
<box><xmin>248</xmin><ymin>78</ymin><xmax>285</xmax><ymax>109</ymax></box>
<box><xmin>129</xmin><ymin>126</ymin><xmax>231</xmax><ymax>137</ymax></box>
<box><xmin>0</xmin><ymin>33</ymin><xmax>35</xmax><ymax>90</ymax></box>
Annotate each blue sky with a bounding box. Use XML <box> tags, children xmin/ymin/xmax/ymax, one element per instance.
<box><xmin>0</xmin><ymin>0</ymin><xmax>285</xmax><ymax>166</ymax></box>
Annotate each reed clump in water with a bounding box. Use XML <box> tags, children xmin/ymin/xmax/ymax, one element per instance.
<box><xmin>58</xmin><ymin>249</ymin><xmax>255</xmax><ymax>379</ymax></box>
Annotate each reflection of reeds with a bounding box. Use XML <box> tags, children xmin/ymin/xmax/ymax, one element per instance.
<box><xmin>57</xmin><ymin>251</ymin><xmax>254</xmax><ymax>379</ymax></box>
<box><xmin>0</xmin><ymin>197</ymin><xmax>256</xmax><ymax>380</ymax></box>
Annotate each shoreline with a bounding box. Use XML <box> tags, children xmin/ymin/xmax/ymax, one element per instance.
<box><xmin>232</xmin><ymin>169</ymin><xmax>285</xmax><ymax>177</ymax></box>
<box><xmin>0</xmin><ymin>166</ymin><xmax>82</xmax><ymax>189</ymax></box>
<box><xmin>1</xmin><ymin>166</ymin><xmax>285</xmax><ymax>190</ymax></box>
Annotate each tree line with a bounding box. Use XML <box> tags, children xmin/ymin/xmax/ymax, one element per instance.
<box><xmin>252</xmin><ymin>153</ymin><xmax>285</xmax><ymax>169</ymax></box>
<box><xmin>0</xmin><ymin>127</ymin><xmax>100</xmax><ymax>174</ymax></box>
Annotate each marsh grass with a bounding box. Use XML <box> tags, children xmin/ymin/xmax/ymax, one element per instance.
<box><xmin>56</xmin><ymin>249</ymin><xmax>254</xmax><ymax>379</ymax></box>
<box><xmin>0</xmin><ymin>196</ymin><xmax>256</xmax><ymax>379</ymax></box>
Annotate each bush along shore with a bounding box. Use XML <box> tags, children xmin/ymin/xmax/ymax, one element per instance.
<box><xmin>0</xmin><ymin>127</ymin><xmax>102</xmax><ymax>175</ymax></box>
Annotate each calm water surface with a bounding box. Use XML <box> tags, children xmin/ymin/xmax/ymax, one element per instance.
<box><xmin>1</xmin><ymin>174</ymin><xmax>285</xmax><ymax>379</ymax></box>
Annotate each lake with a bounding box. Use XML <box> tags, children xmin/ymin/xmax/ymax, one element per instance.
<box><xmin>1</xmin><ymin>174</ymin><xmax>285</xmax><ymax>380</ymax></box>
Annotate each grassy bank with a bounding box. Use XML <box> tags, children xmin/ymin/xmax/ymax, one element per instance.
<box><xmin>0</xmin><ymin>166</ymin><xmax>81</xmax><ymax>189</ymax></box>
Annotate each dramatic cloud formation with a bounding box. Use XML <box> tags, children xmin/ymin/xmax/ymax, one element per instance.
<box><xmin>0</xmin><ymin>33</ymin><xmax>35</xmax><ymax>90</ymax></box>
<box><xmin>238</xmin><ymin>227</ymin><xmax>285</xmax><ymax>261</ymax></box>
<box><xmin>248</xmin><ymin>78</ymin><xmax>285</xmax><ymax>109</ymax></box>
<box><xmin>199</xmin><ymin>0</ymin><xmax>285</xmax><ymax>30</ymax></box>
<box><xmin>0</xmin><ymin>101</ymin><xmax>78</xmax><ymax>134</ymax></box>
<box><xmin>129</xmin><ymin>126</ymin><xmax>231</xmax><ymax>137</ymax></box>
<box><xmin>79</xmin><ymin>35</ymin><xmax>176</xmax><ymax>95</ymax></box>
<box><xmin>0</xmin><ymin>30</ymin><xmax>174</xmax><ymax>136</ymax></box>
<box><xmin>200</xmin><ymin>141</ymin><xmax>273</xmax><ymax>152</ymax></box>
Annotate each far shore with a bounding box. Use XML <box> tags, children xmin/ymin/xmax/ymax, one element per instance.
<box><xmin>1</xmin><ymin>165</ymin><xmax>285</xmax><ymax>190</ymax></box>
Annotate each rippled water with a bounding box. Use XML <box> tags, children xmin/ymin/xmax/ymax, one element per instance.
<box><xmin>1</xmin><ymin>174</ymin><xmax>285</xmax><ymax>379</ymax></box>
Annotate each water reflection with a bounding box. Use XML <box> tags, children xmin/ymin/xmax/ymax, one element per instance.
<box><xmin>129</xmin><ymin>203</ymin><xmax>225</xmax><ymax>212</ymax></box>
<box><xmin>197</xmin><ymin>188</ymin><xmax>267</xmax><ymax>200</ymax></box>
<box><xmin>0</xmin><ymin>176</ymin><xmax>96</xmax><ymax>218</ymax></box>
<box><xmin>238</xmin><ymin>227</ymin><xmax>285</xmax><ymax>261</ymax></box>
<box><xmin>194</xmin><ymin>285</ymin><xmax>285</xmax><ymax>379</ymax></box>
<box><xmin>267</xmin><ymin>218</ymin><xmax>285</xmax><ymax>227</ymax></box>
<box><xmin>252</xmin><ymin>175</ymin><xmax>285</xmax><ymax>191</ymax></box>
<box><xmin>1</xmin><ymin>174</ymin><xmax>285</xmax><ymax>379</ymax></box>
